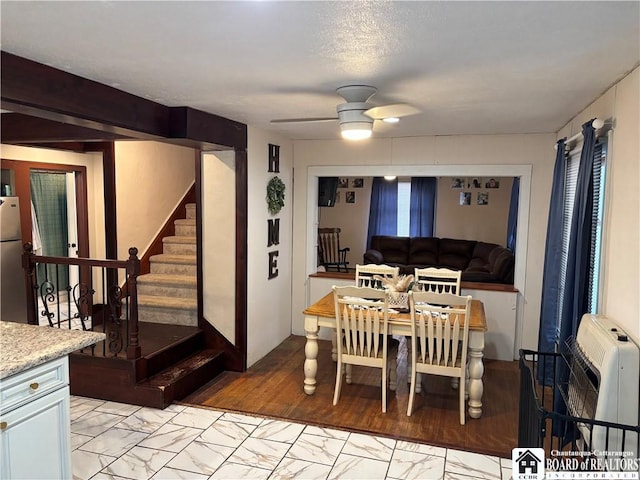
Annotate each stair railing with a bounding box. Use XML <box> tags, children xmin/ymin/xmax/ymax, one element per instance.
<box><xmin>22</xmin><ymin>243</ymin><xmax>142</xmax><ymax>360</ymax></box>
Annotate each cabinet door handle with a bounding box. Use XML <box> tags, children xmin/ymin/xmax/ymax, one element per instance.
<box><xmin>0</xmin><ymin>421</ymin><xmax>7</xmax><ymax>430</ymax></box>
<box><xmin>30</xmin><ymin>382</ymin><xmax>39</xmax><ymax>390</ymax></box>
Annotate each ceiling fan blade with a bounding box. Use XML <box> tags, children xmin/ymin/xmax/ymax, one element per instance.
<box><xmin>364</xmin><ymin>104</ymin><xmax>420</xmax><ymax>120</ymax></box>
<box><xmin>270</xmin><ymin>117</ymin><xmax>338</xmax><ymax>124</ymax></box>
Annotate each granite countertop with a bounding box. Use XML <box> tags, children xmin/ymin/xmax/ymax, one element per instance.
<box><xmin>0</xmin><ymin>321</ymin><xmax>105</xmax><ymax>379</ymax></box>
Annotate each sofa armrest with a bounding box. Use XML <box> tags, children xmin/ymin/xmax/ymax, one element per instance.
<box><xmin>363</xmin><ymin>249</ymin><xmax>384</xmax><ymax>264</ymax></box>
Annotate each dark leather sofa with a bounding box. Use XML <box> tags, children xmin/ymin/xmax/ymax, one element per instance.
<box><xmin>363</xmin><ymin>235</ymin><xmax>515</xmax><ymax>284</ymax></box>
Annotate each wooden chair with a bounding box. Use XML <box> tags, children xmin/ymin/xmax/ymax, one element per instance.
<box><xmin>409</xmin><ymin>268</ymin><xmax>462</xmax><ymax>388</ymax></box>
<box><xmin>355</xmin><ymin>264</ymin><xmax>400</xmax><ymax>288</ymax></box>
<box><xmin>318</xmin><ymin>228</ymin><xmax>350</xmax><ymax>272</ymax></box>
<box><xmin>332</xmin><ymin>285</ymin><xmax>398</xmax><ymax>413</ymax></box>
<box><xmin>406</xmin><ymin>290</ymin><xmax>472</xmax><ymax>424</ymax></box>
<box><xmin>414</xmin><ymin>267</ymin><xmax>462</xmax><ymax>294</ymax></box>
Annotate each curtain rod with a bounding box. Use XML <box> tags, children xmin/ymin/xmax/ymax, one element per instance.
<box><xmin>554</xmin><ymin>118</ymin><xmax>609</xmax><ymax>150</ymax></box>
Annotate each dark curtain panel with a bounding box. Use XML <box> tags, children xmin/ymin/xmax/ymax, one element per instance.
<box><xmin>409</xmin><ymin>177</ymin><xmax>436</xmax><ymax>237</ymax></box>
<box><xmin>366</xmin><ymin>177</ymin><xmax>398</xmax><ymax>249</ymax></box>
<box><xmin>558</xmin><ymin>120</ymin><xmax>597</xmax><ymax>350</ymax></box>
<box><xmin>553</xmin><ymin>120</ymin><xmax>597</xmax><ymax>440</ymax></box>
<box><xmin>30</xmin><ymin>172</ymin><xmax>69</xmax><ymax>292</ymax></box>
<box><xmin>537</xmin><ymin>138</ymin><xmax>566</xmax><ymax>385</ymax></box>
<box><xmin>506</xmin><ymin>177</ymin><xmax>519</xmax><ymax>252</ymax></box>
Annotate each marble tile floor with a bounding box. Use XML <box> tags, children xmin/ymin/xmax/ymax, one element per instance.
<box><xmin>70</xmin><ymin>396</ymin><xmax>513</xmax><ymax>480</ymax></box>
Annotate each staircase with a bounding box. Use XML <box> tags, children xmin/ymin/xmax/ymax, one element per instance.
<box><xmin>69</xmin><ymin>202</ymin><xmax>228</xmax><ymax>408</ymax></box>
<box><xmin>138</xmin><ymin>203</ymin><xmax>198</xmax><ymax>326</ymax></box>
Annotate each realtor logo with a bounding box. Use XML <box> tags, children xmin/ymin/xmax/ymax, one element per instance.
<box><xmin>512</xmin><ymin>448</ymin><xmax>545</xmax><ymax>480</ymax></box>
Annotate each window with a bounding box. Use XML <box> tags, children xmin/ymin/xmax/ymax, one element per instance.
<box><xmin>557</xmin><ymin>148</ymin><xmax>579</xmax><ymax>329</ymax></box>
<box><xmin>367</xmin><ymin>176</ymin><xmax>436</xmax><ymax>246</ymax></box>
<box><xmin>557</xmin><ymin>138</ymin><xmax>607</xmax><ymax>333</ymax></box>
<box><xmin>397</xmin><ymin>179</ymin><xmax>411</xmax><ymax>236</ymax></box>
<box><xmin>588</xmin><ymin>142</ymin><xmax>607</xmax><ymax>312</ymax></box>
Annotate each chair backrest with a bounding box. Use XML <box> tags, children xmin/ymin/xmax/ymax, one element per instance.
<box><xmin>414</xmin><ymin>267</ymin><xmax>462</xmax><ymax>294</ymax></box>
<box><xmin>332</xmin><ymin>285</ymin><xmax>389</xmax><ymax>359</ymax></box>
<box><xmin>355</xmin><ymin>264</ymin><xmax>400</xmax><ymax>288</ymax></box>
<box><xmin>318</xmin><ymin>228</ymin><xmax>348</xmax><ymax>268</ymax></box>
<box><xmin>408</xmin><ymin>291</ymin><xmax>472</xmax><ymax>369</ymax></box>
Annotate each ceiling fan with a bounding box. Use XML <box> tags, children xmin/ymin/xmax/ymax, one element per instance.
<box><xmin>270</xmin><ymin>85</ymin><xmax>420</xmax><ymax>140</ymax></box>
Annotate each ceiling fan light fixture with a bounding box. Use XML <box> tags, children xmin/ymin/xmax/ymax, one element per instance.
<box><xmin>340</xmin><ymin>121</ymin><xmax>372</xmax><ymax>140</ymax></box>
<box><xmin>384</xmin><ymin>175</ymin><xmax>397</xmax><ymax>181</ymax></box>
<box><xmin>337</xmin><ymin>102</ymin><xmax>373</xmax><ymax>140</ymax></box>
<box><xmin>383</xmin><ymin>117</ymin><xmax>400</xmax><ymax>124</ymax></box>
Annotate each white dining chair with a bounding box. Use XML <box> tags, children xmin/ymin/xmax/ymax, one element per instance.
<box><xmin>406</xmin><ymin>290</ymin><xmax>472</xmax><ymax>424</ymax></box>
<box><xmin>414</xmin><ymin>267</ymin><xmax>462</xmax><ymax>294</ymax></box>
<box><xmin>355</xmin><ymin>264</ymin><xmax>400</xmax><ymax>288</ymax></box>
<box><xmin>409</xmin><ymin>268</ymin><xmax>462</xmax><ymax>389</ymax></box>
<box><xmin>332</xmin><ymin>285</ymin><xmax>398</xmax><ymax>413</ymax></box>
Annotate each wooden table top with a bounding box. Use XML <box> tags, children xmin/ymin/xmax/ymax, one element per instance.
<box><xmin>304</xmin><ymin>292</ymin><xmax>487</xmax><ymax>332</ymax></box>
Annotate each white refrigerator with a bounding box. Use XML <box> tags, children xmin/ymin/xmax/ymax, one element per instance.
<box><xmin>1</xmin><ymin>196</ymin><xmax>27</xmax><ymax>323</ymax></box>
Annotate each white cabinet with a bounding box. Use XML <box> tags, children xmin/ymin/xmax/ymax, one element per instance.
<box><xmin>0</xmin><ymin>357</ymin><xmax>71</xmax><ymax>480</ymax></box>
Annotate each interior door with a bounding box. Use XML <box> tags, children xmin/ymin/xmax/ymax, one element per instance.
<box><xmin>66</xmin><ymin>172</ymin><xmax>79</xmax><ymax>287</ymax></box>
<box><xmin>30</xmin><ymin>171</ymin><xmax>69</xmax><ymax>294</ymax></box>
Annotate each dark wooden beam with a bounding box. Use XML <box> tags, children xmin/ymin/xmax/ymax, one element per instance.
<box><xmin>98</xmin><ymin>142</ymin><xmax>118</xmax><ymax>260</ymax></box>
<box><xmin>1</xmin><ymin>113</ymin><xmax>131</xmax><ymax>144</ymax></box>
<box><xmin>169</xmin><ymin>107</ymin><xmax>246</xmax><ymax>151</ymax></box>
<box><xmin>1</xmin><ymin>51</ymin><xmax>247</xmax><ymax>150</ymax></box>
<box><xmin>1</xmin><ymin>51</ymin><xmax>169</xmax><ymax>140</ymax></box>
<box><xmin>235</xmin><ymin>148</ymin><xmax>248</xmax><ymax>370</ymax></box>
<box><xmin>6</xmin><ymin>142</ymin><xmax>91</xmax><ymax>153</ymax></box>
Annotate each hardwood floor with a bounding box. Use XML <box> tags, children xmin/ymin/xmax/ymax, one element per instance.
<box><xmin>182</xmin><ymin>335</ymin><xmax>520</xmax><ymax>458</ymax></box>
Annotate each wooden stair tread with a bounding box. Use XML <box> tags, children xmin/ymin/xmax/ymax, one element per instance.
<box><xmin>140</xmin><ymin>349</ymin><xmax>224</xmax><ymax>387</ymax></box>
<box><xmin>174</xmin><ymin>219</ymin><xmax>196</xmax><ymax>225</ymax></box>
<box><xmin>138</xmin><ymin>295</ymin><xmax>197</xmax><ymax>309</ymax></box>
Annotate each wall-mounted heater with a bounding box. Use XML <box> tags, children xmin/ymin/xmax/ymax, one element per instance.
<box><xmin>566</xmin><ymin>314</ymin><xmax>639</xmax><ymax>454</ymax></box>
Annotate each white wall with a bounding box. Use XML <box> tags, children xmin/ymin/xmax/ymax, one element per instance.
<box><xmin>114</xmin><ymin>141</ymin><xmax>195</xmax><ymax>260</ymax></box>
<box><xmin>0</xmin><ymin>144</ymin><xmax>106</xmax><ymax>259</ymax></box>
<box><xmin>556</xmin><ymin>66</ymin><xmax>639</xmax><ymax>340</ymax></box>
<box><xmin>291</xmin><ymin>134</ymin><xmax>554</xmax><ymax>357</ymax></box>
<box><xmin>202</xmin><ymin>151</ymin><xmax>236</xmax><ymax>343</ymax></box>
<box><xmin>246</xmin><ymin>127</ymin><xmax>293</xmax><ymax>367</ymax></box>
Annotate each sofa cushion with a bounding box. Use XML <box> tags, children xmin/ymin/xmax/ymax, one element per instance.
<box><xmin>469</xmin><ymin>241</ymin><xmax>501</xmax><ymax>267</ymax></box>
<box><xmin>491</xmin><ymin>248</ymin><xmax>515</xmax><ymax>283</ymax></box>
<box><xmin>438</xmin><ymin>238</ymin><xmax>476</xmax><ymax>270</ymax></box>
<box><xmin>488</xmin><ymin>246</ymin><xmax>505</xmax><ymax>265</ymax></box>
<box><xmin>369</xmin><ymin>235</ymin><xmax>410</xmax><ymax>264</ymax></box>
<box><xmin>408</xmin><ymin>237</ymin><xmax>439</xmax><ymax>266</ymax></box>
<box><xmin>363</xmin><ymin>249</ymin><xmax>385</xmax><ymax>264</ymax></box>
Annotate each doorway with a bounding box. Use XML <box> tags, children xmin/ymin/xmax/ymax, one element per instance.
<box><xmin>30</xmin><ymin>170</ymin><xmax>79</xmax><ymax>291</ymax></box>
<box><xmin>1</xmin><ymin>158</ymin><xmax>90</xmax><ymax>324</ymax></box>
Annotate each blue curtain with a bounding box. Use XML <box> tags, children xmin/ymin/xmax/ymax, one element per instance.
<box><xmin>409</xmin><ymin>177</ymin><xmax>436</xmax><ymax>237</ymax></box>
<box><xmin>506</xmin><ymin>177</ymin><xmax>519</xmax><ymax>252</ymax></box>
<box><xmin>558</xmin><ymin>120</ymin><xmax>597</xmax><ymax>351</ymax></box>
<box><xmin>537</xmin><ymin>138</ymin><xmax>566</xmax><ymax>385</ymax></box>
<box><xmin>366</xmin><ymin>177</ymin><xmax>398</xmax><ymax>249</ymax></box>
<box><xmin>552</xmin><ymin>120</ymin><xmax>597</xmax><ymax>441</ymax></box>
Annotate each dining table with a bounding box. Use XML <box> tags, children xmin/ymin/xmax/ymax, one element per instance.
<box><xmin>302</xmin><ymin>291</ymin><xmax>488</xmax><ymax>419</ymax></box>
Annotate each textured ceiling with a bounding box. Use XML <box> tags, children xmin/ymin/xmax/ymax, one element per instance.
<box><xmin>1</xmin><ymin>1</ymin><xmax>638</xmax><ymax>140</ymax></box>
